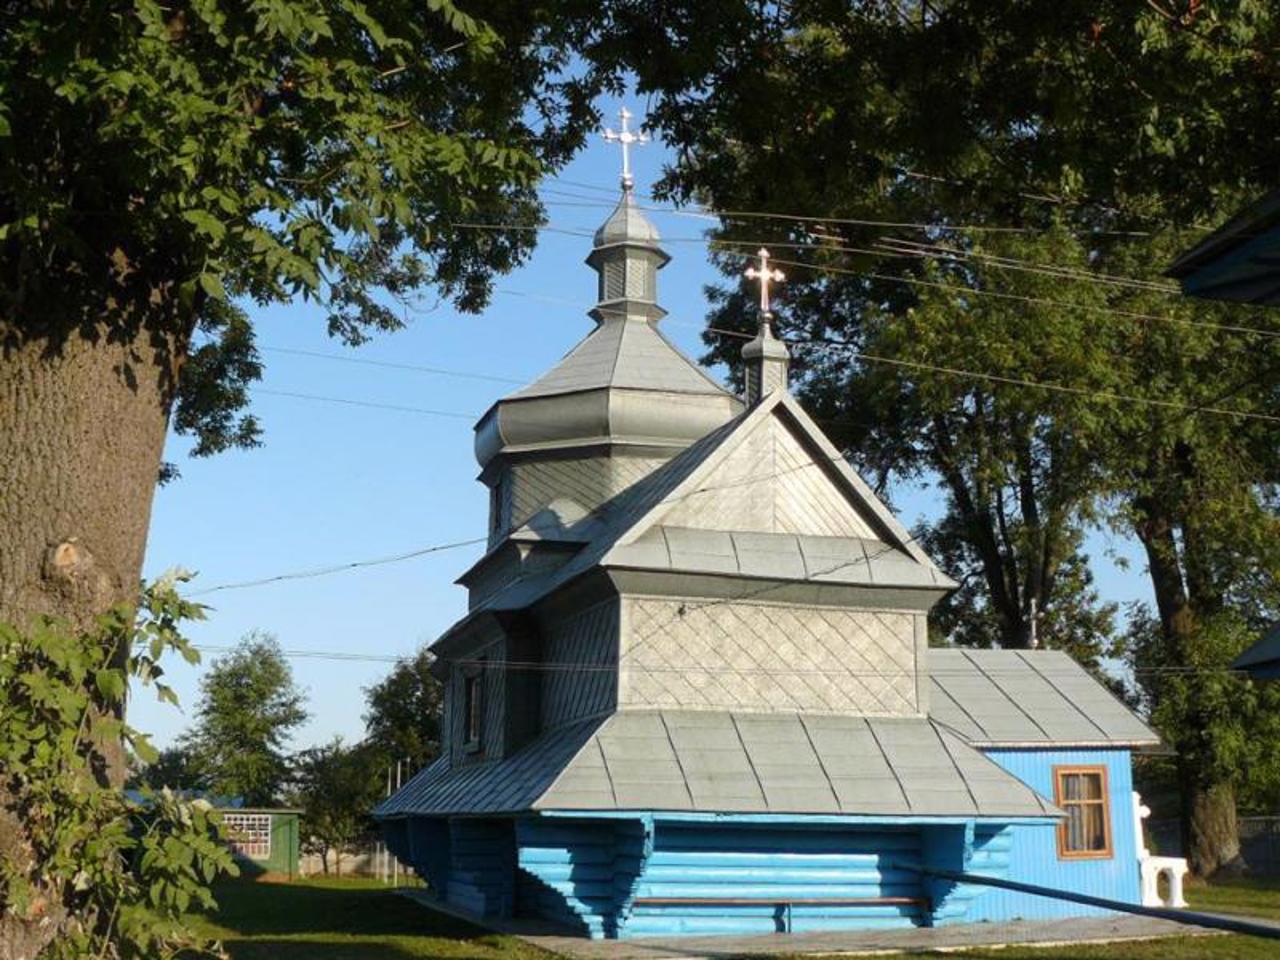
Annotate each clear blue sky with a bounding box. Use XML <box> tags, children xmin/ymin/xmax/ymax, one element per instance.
<box><xmin>135</xmin><ymin>96</ymin><xmax>1150</xmax><ymax>754</ymax></box>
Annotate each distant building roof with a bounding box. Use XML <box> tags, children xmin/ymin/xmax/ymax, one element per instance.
<box><xmin>1168</xmin><ymin>188</ymin><xmax>1280</xmax><ymax>305</ymax></box>
<box><xmin>929</xmin><ymin>649</ymin><xmax>1160</xmax><ymax>748</ymax></box>
<box><xmin>1233</xmin><ymin>622</ymin><xmax>1280</xmax><ymax>680</ymax></box>
<box><xmin>376</xmin><ymin>711</ymin><xmax>1060</xmax><ymax>821</ymax></box>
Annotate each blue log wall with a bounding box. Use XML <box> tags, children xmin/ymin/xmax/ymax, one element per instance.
<box><xmin>970</xmin><ymin>749</ymin><xmax>1140</xmax><ymax>921</ymax></box>
<box><xmin>514</xmin><ymin>817</ymin><xmax>649</xmax><ymax>938</ymax></box>
<box><xmin>623</xmin><ymin>823</ymin><xmax>927</xmax><ymax>937</ymax></box>
<box><xmin>444</xmin><ymin>819</ymin><xmax>516</xmax><ymax>918</ymax></box>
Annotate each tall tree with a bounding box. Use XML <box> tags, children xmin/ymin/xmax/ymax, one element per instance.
<box><xmin>294</xmin><ymin>737</ymin><xmax>384</xmax><ymax>875</ymax></box>
<box><xmin>183</xmin><ymin>632</ymin><xmax>308</xmax><ymax>805</ymax></box>
<box><xmin>0</xmin><ymin>0</ymin><xmax>604</xmax><ymax>780</ymax></box>
<box><xmin>363</xmin><ymin>646</ymin><xmax>442</xmax><ymax>770</ymax></box>
<box><xmin>594</xmin><ymin>0</ymin><xmax>1280</xmax><ymax>872</ymax></box>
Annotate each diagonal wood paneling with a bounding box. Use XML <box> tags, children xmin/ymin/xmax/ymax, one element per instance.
<box><xmin>540</xmin><ymin>599</ymin><xmax>620</xmax><ymax>729</ymax></box>
<box><xmin>659</xmin><ymin>416</ymin><xmax>877</xmax><ymax>538</ymax></box>
<box><xmin>620</xmin><ymin>597</ymin><xmax>918</xmax><ymax>716</ymax></box>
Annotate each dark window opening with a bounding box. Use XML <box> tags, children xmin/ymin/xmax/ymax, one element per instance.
<box><xmin>463</xmin><ymin>672</ymin><xmax>483</xmax><ymax>752</ymax></box>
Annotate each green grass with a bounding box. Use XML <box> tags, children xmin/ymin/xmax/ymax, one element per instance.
<box><xmin>1187</xmin><ymin>876</ymin><xmax>1280</xmax><ymax>921</ymax></box>
<box><xmin>193</xmin><ymin>876</ymin><xmax>554</xmax><ymax>960</ymax></box>
<box><xmin>196</xmin><ymin>875</ymin><xmax>1280</xmax><ymax>960</ymax></box>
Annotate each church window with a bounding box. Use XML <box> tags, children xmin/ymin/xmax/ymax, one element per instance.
<box><xmin>1054</xmin><ymin>766</ymin><xmax>1112</xmax><ymax>859</ymax></box>
<box><xmin>463</xmin><ymin>669</ymin><xmax>483</xmax><ymax>752</ymax></box>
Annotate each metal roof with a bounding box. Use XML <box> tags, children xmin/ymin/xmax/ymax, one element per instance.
<box><xmin>594</xmin><ymin>187</ymin><xmax>662</xmax><ymax>247</ymax></box>
<box><xmin>1167</xmin><ymin>188</ymin><xmax>1280</xmax><ymax>305</ymax></box>
<box><xmin>506</xmin><ymin>315</ymin><xmax>728</xmax><ymax>401</ymax></box>
<box><xmin>376</xmin><ymin>711</ymin><xmax>1060</xmax><ymax>820</ymax></box>
<box><xmin>1233</xmin><ymin>622</ymin><xmax>1280</xmax><ymax>678</ymax></box>
<box><xmin>609</xmin><ymin>527</ymin><xmax>955</xmax><ymax>589</ymax></box>
<box><xmin>929</xmin><ymin>649</ymin><xmax>1160</xmax><ymax>747</ymax></box>
<box><xmin>448</xmin><ymin>393</ymin><xmax>948</xmax><ymax>637</ymax></box>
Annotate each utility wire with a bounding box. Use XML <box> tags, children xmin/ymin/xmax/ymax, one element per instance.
<box><xmin>446</xmin><ymin>220</ymin><xmax>1280</xmax><ymax>342</ymax></box>
<box><xmin>187</xmin><ymin>536</ymin><xmax>487</xmax><ymax>597</ymax></box>
<box><xmin>542</xmin><ymin>176</ymin><xmax>1172</xmax><ymax>238</ymax></box>
<box><xmin>254</xmin><ymin>388</ymin><xmax>477</xmax><ymax>420</ymax></box>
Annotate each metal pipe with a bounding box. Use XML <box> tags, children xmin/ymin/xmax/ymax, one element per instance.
<box><xmin>895</xmin><ymin>863</ymin><xmax>1280</xmax><ymax>940</ymax></box>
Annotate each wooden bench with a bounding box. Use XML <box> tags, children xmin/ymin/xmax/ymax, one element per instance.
<box><xmin>630</xmin><ymin>896</ymin><xmax>931</xmax><ymax>931</ymax></box>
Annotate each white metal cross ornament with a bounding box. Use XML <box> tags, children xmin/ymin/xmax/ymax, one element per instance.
<box><xmin>745</xmin><ymin>248</ymin><xmax>785</xmax><ymax>316</ymax></box>
<box><xmin>602</xmin><ymin>107</ymin><xmax>649</xmax><ymax>189</ymax></box>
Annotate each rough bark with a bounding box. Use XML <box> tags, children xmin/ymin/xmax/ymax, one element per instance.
<box><xmin>1</xmin><ymin>315</ymin><xmax>179</xmax><ymax>959</ymax></box>
<box><xmin>0</xmin><ymin>325</ymin><xmax>173</xmax><ymax>634</ymax></box>
<box><xmin>1135</xmin><ymin>498</ymin><xmax>1243</xmax><ymax>877</ymax></box>
<box><xmin>1181</xmin><ymin>768</ymin><xmax>1243</xmax><ymax>877</ymax></box>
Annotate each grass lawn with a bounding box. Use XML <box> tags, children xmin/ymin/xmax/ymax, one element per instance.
<box><xmin>195</xmin><ymin>875</ymin><xmax>1280</xmax><ymax>960</ymax></box>
<box><xmin>192</xmin><ymin>876</ymin><xmax>554</xmax><ymax>960</ymax></box>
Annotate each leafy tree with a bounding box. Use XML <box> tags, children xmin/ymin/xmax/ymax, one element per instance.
<box><xmin>128</xmin><ymin>744</ymin><xmax>205</xmax><ymax>793</ymax></box>
<box><xmin>598</xmin><ymin>1</ymin><xmax>1280</xmax><ymax>873</ymax></box>
<box><xmin>0</xmin><ymin>0</ymin><xmax>605</xmax><ymax>784</ymax></box>
<box><xmin>0</xmin><ymin>575</ymin><xmax>236</xmax><ymax>959</ymax></box>
<box><xmin>363</xmin><ymin>645</ymin><xmax>443</xmax><ymax>770</ymax></box>
<box><xmin>293</xmin><ymin>738</ymin><xmax>384</xmax><ymax>875</ymax></box>
<box><xmin>183</xmin><ymin>632</ymin><xmax>308</xmax><ymax>805</ymax></box>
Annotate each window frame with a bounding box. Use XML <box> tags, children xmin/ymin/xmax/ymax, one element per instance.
<box><xmin>462</xmin><ymin>666</ymin><xmax>484</xmax><ymax>754</ymax></box>
<box><xmin>1053</xmin><ymin>764</ymin><xmax>1113</xmax><ymax>861</ymax></box>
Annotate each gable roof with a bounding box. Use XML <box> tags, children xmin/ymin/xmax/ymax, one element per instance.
<box><xmin>610</xmin><ymin>392</ymin><xmax>937</xmax><ymax>567</ymax></box>
<box><xmin>1168</xmin><ymin>188</ymin><xmax>1280</xmax><ymax>305</ymax></box>
<box><xmin>436</xmin><ymin>393</ymin><xmax>952</xmax><ymax>647</ymax></box>
<box><xmin>376</xmin><ymin>711</ymin><xmax>1060</xmax><ymax>821</ymax></box>
<box><xmin>929</xmin><ymin>649</ymin><xmax>1161</xmax><ymax>748</ymax></box>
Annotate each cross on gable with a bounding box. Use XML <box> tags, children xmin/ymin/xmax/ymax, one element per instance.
<box><xmin>745</xmin><ymin>247</ymin><xmax>785</xmax><ymax>316</ymax></box>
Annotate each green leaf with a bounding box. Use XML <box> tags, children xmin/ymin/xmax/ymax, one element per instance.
<box><xmin>198</xmin><ymin>272</ymin><xmax>227</xmax><ymax>301</ymax></box>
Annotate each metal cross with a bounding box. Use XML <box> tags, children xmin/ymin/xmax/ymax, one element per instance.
<box><xmin>745</xmin><ymin>248</ymin><xmax>785</xmax><ymax>316</ymax></box>
<box><xmin>602</xmin><ymin>107</ymin><xmax>649</xmax><ymax>189</ymax></box>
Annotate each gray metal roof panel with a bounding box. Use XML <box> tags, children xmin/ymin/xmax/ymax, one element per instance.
<box><xmin>379</xmin><ymin>709</ymin><xmax>1060</xmax><ymax>819</ymax></box>
<box><xmin>929</xmin><ymin>649</ymin><xmax>1160</xmax><ymax>747</ymax></box>
<box><xmin>507</xmin><ymin>316</ymin><xmax>728</xmax><ymax>401</ymax></box>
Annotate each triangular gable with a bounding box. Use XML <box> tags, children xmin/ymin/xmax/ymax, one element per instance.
<box><xmin>610</xmin><ymin>391</ymin><xmax>936</xmax><ymax>569</ymax></box>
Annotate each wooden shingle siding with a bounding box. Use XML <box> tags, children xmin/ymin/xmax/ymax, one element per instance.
<box><xmin>661</xmin><ymin>415</ymin><xmax>878</xmax><ymax>539</ymax></box>
<box><xmin>540</xmin><ymin>599</ymin><xmax>620</xmax><ymax>729</ymax></box>
<box><xmin>621</xmin><ymin>598</ymin><xmax>918</xmax><ymax>715</ymax></box>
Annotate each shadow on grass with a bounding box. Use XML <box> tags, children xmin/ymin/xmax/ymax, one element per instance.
<box><xmin>222</xmin><ymin>940</ymin><xmax>427</xmax><ymax>960</ymax></box>
<box><xmin>207</xmin><ymin>879</ymin><xmax>490</xmax><ymax>940</ymax></box>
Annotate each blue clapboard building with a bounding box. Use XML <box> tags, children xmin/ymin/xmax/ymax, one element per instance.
<box><xmin>376</xmin><ymin>160</ymin><xmax>1161</xmax><ymax>938</ymax></box>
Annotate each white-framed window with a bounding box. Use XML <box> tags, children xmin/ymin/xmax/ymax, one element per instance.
<box><xmin>223</xmin><ymin>812</ymin><xmax>272</xmax><ymax>859</ymax></box>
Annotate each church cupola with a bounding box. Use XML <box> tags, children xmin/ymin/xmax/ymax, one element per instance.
<box><xmin>742</xmin><ymin>247</ymin><xmax>790</xmax><ymax>404</ymax></box>
<box><xmin>471</xmin><ymin>108</ymin><xmax>743</xmax><ymax>546</ymax></box>
<box><xmin>586</xmin><ymin>187</ymin><xmax>669</xmax><ymax>323</ymax></box>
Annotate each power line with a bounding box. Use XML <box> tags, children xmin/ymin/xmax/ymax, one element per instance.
<box><xmin>543</xmin><ymin>176</ymin><xmax>1165</xmax><ymax>237</ymax></box>
<box><xmin>760</xmin><ymin>333</ymin><xmax>1280</xmax><ymax>425</ymax></box>
<box><xmin>254</xmin><ymin>388</ymin><xmax>478</xmax><ymax>420</ymax></box>
<box><xmin>187</xmin><ymin>536</ymin><xmax>487</xmax><ymax>596</ymax></box>
<box><xmin>258</xmin><ymin>346</ymin><xmax>526</xmax><ymax>385</ymax></box>
<box><xmin>183</xmin><ymin>641</ymin><xmax>1253</xmax><ymax>679</ymax></box>
<box><xmin>445</xmin><ymin>220</ymin><xmax>1280</xmax><ymax>342</ymax></box>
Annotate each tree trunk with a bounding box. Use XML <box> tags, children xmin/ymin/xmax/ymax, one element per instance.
<box><xmin>0</xmin><ymin>323</ymin><xmax>174</xmax><ymax>778</ymax></box>
<box><xmin>1136</xmin><ymin>499</ymin><xmax>1243</xmax><ymax>877</ymax></box>
<box><xmin>1182</xmin><ymin>769</ymin><xmax>1243</xmax><ymax>877</ymax></box>
<box><xmin>1</xmin><ymin>318</ymin><xmax>178</xmax><ymax>958</ymax></box>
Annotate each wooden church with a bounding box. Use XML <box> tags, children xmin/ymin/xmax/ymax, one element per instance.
<box><xmin>376</xmin><ymin>123</ymin><xmax>1160</xmax><ymax>939</ymax></box>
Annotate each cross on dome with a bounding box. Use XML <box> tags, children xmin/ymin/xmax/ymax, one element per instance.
<box><xmin>602</xmin><ymin>107</ymin><xmax>649</xmax><ymax>190</ymax></box>
<box><xmin>745</xmin><ymin>247</ymin><xmax>785</xmax><ymax>316</ymax></box>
